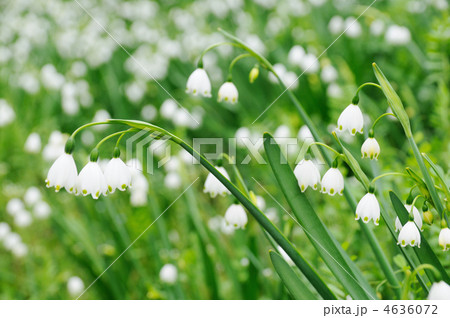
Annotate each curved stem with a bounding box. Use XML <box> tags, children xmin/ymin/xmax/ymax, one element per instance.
<box><xmin>372</xmin><ymin>113</ymin><xmax>396</xmax><ymax>130</ymax></box>
<box><xmin>355</xmin><ymin>82</ymin><xmax>382</xmax><ymax>96</ymax></box>
<box><xmin>197</xmin><ymin>42</ymin><xmax>240</xmax><ymax>67</ymax></box>
<box><xmin>371</xmin><ymin>172</ymin><xmax>410</xmax><ymax>185</ymax></box>
<box><xmin>402</xmin><ymin>264</ymin><xmax>440</xmax><ymax>300</ymax></box>
<box><xmin>307</xmin><ymin>142</ymin><xmax>342</xmax><ymax>158</ymax></box>
<box><xmin>227</xmin><ymin>53</ymin><xmax>253</xmax><ymax>81</ymax></box>
<box><xmin>95</xmin><ymin>129</ymin><xmax>137</xmax><ymax>150</ymax></box>
<box><xmin>70</xmin><ymin>121</ymin><xmax>110</xmax><ymax>138</ymax></box>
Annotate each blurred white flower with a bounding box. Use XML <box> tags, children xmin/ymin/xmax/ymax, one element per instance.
<box><xmin>235</xmin><ymin>127</ymin><xmax>251</xmax><ymax>147</ymax></box>
<box><xmin>77</xmin><ymin>161</ymin><xmax>108</xmax><ymax>199</ymax></box>
<box><xmin>327</xmin><ymin>83</ymin><xmax>343</xmax><ymax>98</ymax></box>
<box><xmin>344</xmin><ymin>17</ymin><xmax>362</xmax><ymax>38</ymax></box>
<box><xmin>0</xmin><ymin>99</ymin><xmax>15</xmax><ymax>127</ymax></box>
<box><xmin>288</xmin><ymin>45</ymin><xmax>305</xmax><ymax>66</ymax></box>
<box><xmin>268</xmin><ymin>63</ymin><xmax>286</xmax><ymax>83</ymax></box>
<box><xmin>159</xmin><ymin>264</ymin><xmax>178</xmax><ymax>284</ymax></box>
<box><xmin>218</xmin><ymin>82</ymin><xmax>239</xmax><ymax>104</ymax></box>
<box><xmin>173</xmin><ymin>108</ymin><xmax>192</xmax><ymax>127</ymax></box>
<box><xmin>43</xmin><ymin>131</ymin><xmax>67</xmax><ymax>161</ymax></box>
<box><xmin>125</xmin><ymin>81</ymin><xmax>146</xmax><ymax>103</ymax></box>
<box><xmin>92</xmin><ymin>110</ymin><xmax>111</xmax><ymax>131</ymax></box>
<box><xmin>164</xmin><ymin>172</ymin><xmax>182</xmax><ymax>189</ymax></box>
<box><xmin>46</xmin><ymin>153</ymin><xmax>78</xmax><ymax>193</ymax></box>
<box><xmin>0</xmin><ymin>222</ymin><xmax>11</xmax><ymax>240</ymax></box>
<box><xmin>397</xmin><ymin>221</ymin><xmax>421</xmax><ymax>247</ymax></box>
<box><xmin>320</xmin><ymin>65</ymin><xmax>338</xmax><ymax>83</ymax></box>
<box><xmin>160</xmin><ymin>99</ymin><xmax>178</xmax><ymax>119</ymax></box>
<box><xmin>70</xmin><ymin>61</ymin><xmax>88</xmax><ymax>77</ymax></box>
<box><xmin>321</xmin><ymin>168</ymin><xmax>344</xmax><ymax>196</ymax></box>
<box><xmin>256</xmin><ymin>195</ymin><xmax>266</xmax><ymax>210</ymax></box>
<box><xmin>297</xmin><ymin>125</ymin><xmax>314</xmax><ymax>143</ymax></box>
<box><xmin>6</xmin><ymin>198</ymin><xmax>25</xmax><ymax>216</ymax></box>
<box><xmin>14</xmin><ymin>210</ymin><xmax>32</xmax><ymax>228</ymax></box>
<box><xmin>294</xmin><ymin>159</ymin><xmax>321</xmax><ymax>192</ymax></box>
<box><xmin>141</xmin><ymin>104</ymin><xmax>157</xmax><ymax>121</ymax></box>
<box><xmin>385</xmin><ymin>25</ymin><xmax>411</xmax><ymax>46</ymax></box>
<box><xmin>355</xmin><ymin>193</ymin><xmax>380</xmax><ymax>225</ymax></box>
<box><xmin>225</xmin><ymin>203</ymin><xmax>248</xmax><ymax>229</ymax></box>
<box><xmin>370</xmin><ymin>20</ymin><xmax>385</xmax><ymax>36</ymax></box>
<box><xmin>299</xmin><ymin>53</ymin><xmax>319</xmax><ymax>74</ymax></box>
<box><xmin>104</xmin><ymin>157</ymin><xmax>131</xmax><ymax>193</ymax></box>
<box><xmin>337</xmin><ymin>104</ymin><xmax>364</xmax><ymax>135</ymax></box>
<box><xmin>186</xmin><ymin>68</ymin><xmax>212</xmax><ymax>97</ymax></box>
<box><xmin>204</xmin><ymin>166</ymin><xmax>231</xmax><ymax>198</ymax></box>
<box><xmin>361</xmin><ymin>137</ymin><xmax>380</xmax><ymax>160</ymax></box>
<box><xmin>33</xmin><ymin>201</ymin><xmax>51</xmax><ymax>219</ymax></box>
<box><xmin>439</xmin><ymin>228</ymin><xmax>450</xmax><ymax>251</ymax></box>
<box><xmin>24</xmin><ymin>132</ymin><xmax>42</xmax><ymax>153</ymax></box>
<box><xmin>3</xmin><ymin>232</ymin><xmax>22</xmax><ymax>250</ymax></box>
<box><xmin>328</xmin><ymin>16</ymin><xmax>344</xmax><ymax>34</ymax></box>
<box><xmin>67</xmin><ymin>276</ymin><xmax>85</xmax><ymax>297</ymax></box>
<box><xmin>24</xmin><ymin>187</ymin><xmax>42</xmax><ymax>206</ymax></box>
<box><xmin>18</xmin><ymin>73</ymin><xmax>40</xmax><ymax>94</ymax></box>
<box><xmin>428</xmin><ymin>281</ymin><xmax>450</xmax><ymax>300</ymax></box>
<box><xmin>41</xmin><ymin>64</ymin><xmax>65</xmax><ymax>90</ymax></box>
<box><xmin>11</xmin><ymin>242</ymin><xmax>28</xmax><ymax>258</ymax></box>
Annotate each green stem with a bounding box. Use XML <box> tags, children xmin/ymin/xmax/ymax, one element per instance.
<box><xmin>70</xmin><ymin>121</ymin><xmax>110</xmax><ymax>138</ymax></box>
<box><xmin>197</xmin><ymin>42</ymin><xmax>239</xmax><ymax>68</ymax></box>
<box><xmin>94</xmin><ymin>129</ymin><xmax>136</xmax><ymax>150</ymax></box>
<box><xmin>108</xmin><ymin>119</ymin><xmax>336</xmax><ymax>300</ymax></box>
<box><xmin>355</xmin><ymin>82</ymin><xmax>382</xmax><ymax>97</ymax></box>
<box><xmin>371</xmin><ymin>172</ymin><xmax>410</xmax><ymax>185</ymax></box>
<box><xmin>371</xmin><ymin>113</ymin><xmax>396</xmax><ymax>130</ymax></box>
<box><xmin>307</xmin><ymin>142</ymin><xmax>343</xmax><ymax>158</ymax></box>
<box><xmin>220</xmin><ymin>153</ymin><xmax>250</xmax><ymax>196</ymax></box>
<box><xmin>402</xmin><ymin>264</ymin><xmax>440</xmax><ymax>300</ymax></box>
<box><xmin>227</xmin><ymin>54</ymin><xmax>253</xmax><ymax>81</ymax></box>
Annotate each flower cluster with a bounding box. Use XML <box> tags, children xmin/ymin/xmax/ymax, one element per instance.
<box><xmin>294</xmin><ymin>159</ymin><xmax>344</xmax><ymax>196</ymax></box>
<box><xmin>186</xmin><ymin>68</ymin><xmax>239</xmax><ymax>104</ymax></box>
<box><xmin>46</xmin><ymin>148</ymin><xmax>131</xmax><ymax>200</ymax></box>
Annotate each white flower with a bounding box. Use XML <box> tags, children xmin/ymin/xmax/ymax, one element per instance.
<box><xmin>45</xmin><ymin>153</ymin><xmax>78</xmax><ymax>193</ymax></box>
<box><xmin>328</xmin><ymin>16</ymin><xmax>344</xmax><ymax>34</ymax></box>
<box><xmin>24</xmin><ymin>132</ymin><xmax>42</xmax><ymax>153</ymax></box>
<box><xmin>164</xmin><ymin>172</ymin><xmax>182</xmax><ymax>189</ymax></box>
<box><xmin>218</xmin><ymin>81</ymin><xmax>238</xmax><ymax>104</ymax></box>
<box><xmin>321</xmin><ymin>168</ymin><xmax>344</xmax><ymax>196</ymax></box>
<box><xmin>395</xmin><ymin>204</ymin><xmax>423</xmax><ymax>232</ymax></box>
<box><xmin>77</xmin><ymin>161</ymin><xmax>108</xmax><ymax>199</ymax></box>
<box><xmin>225</xmin><ymin>204</ymin><xmax>248</xmax><ymax>229</ymax></box>
<box><xmin>203</xmin><ymin>166</ymin><xmax>231</xmax><ymax>198</ymax></box>
<box><xmin>104</xmin><ymin>157</ymin><xmax>131</xmax><ymax>193</ymax></box>
<box><xmin>160</xmin><ymin>99</ymin><xmax>178</xmax><ymax>119</ymax></box>
<box><xmin>385</xmin><ymin>25</ymin><xmax>411</xmax><ymax>46</ymax></box>
<box><xmin>141</xmin><ymin>104</ymin><xmax>157</xmax><ymax>121</ymax></box>
<box><xmin>159</xmin><ymin>264</ymin><xmax>178</xmax><ymax>284</ymax></box>
<box><xmin>294</xmin><ymin>159</ymin><xmax>321</xmax><ymax>192</ymax></box>
<box><xmin>0</xmin><ymin>222</ymin><xmax>11</xmax><ymax>240</ymax></box>
<box><xmin>186</xmin><ymin>68</ymin><xmax>211</xmax><ymax>97</ymax></box>
<box><xmin>12</xmin><ymin>242</ymin><xmax>28</xmax><ymax>258</ymax></box>
<box><xmin>439</xmin><ymin>228</ymin><xmax>450</xmax><ymax>251</ymax></box>
<box><xmin>320</xmin><ymin>65</ymin><xmax>338</xmax><ymax>83</ymax></box>
<box><xmin>361</xmin><ymin>137</ymin><xmax>380</xmax><ymax>160</ymax></box>
<box><xmin>337</xmin><ymin>104</ymin><xmax>364</xmax><ymax>135</ymax></box>
<box><xmin>397</xmin><ymin>221</ymin><xmax>421</xmax><ymax>247</ymax></box>
<box><xmin>344</xmin><ymin>17</ymin><xmax>362</xmax><ymax>38</ymax></box>
<box><xmin>428</xmin><ymin>281</ymin><xmax>450</xmax><ymax>300</ymax></box>
<box><xmin>3</xmin><ymin>232</ymin><xmax>22</xmax><ymax>250</ymax></box>
<box><xmin>6</xmin><ymin>198</ymin><xmax>24</xmax><ymax>216</ymax></box>
<box><xmin>355</xmin><ymin>193</ymin><xmax>380</xmax><ymax>225</ymax></box>
<box><xmin>67</xmin><ymin>276</ymin><xmax>85</xmax><ymax>297</ymax></box>
<box><xmin>33</xmin><ymin>201</ymin><xmax>51</xmax><ymax>219</ymax></box>
<box><xmin>24</xmin><ymin>187</ymin><xmax>42</xmax><ymax>206</ymax></box>
<box><xmin>14</xmin><ymin>210</ymin><xmax>32</xmax><ymax>228</ymax></box>
<box><xmin>0</xmin><ymin>99</ymin><xmax>16</xmax><ymax>126</ymax></box>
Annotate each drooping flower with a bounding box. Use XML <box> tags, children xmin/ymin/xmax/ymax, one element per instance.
<box><xmin>427</xmin><ymin>281</ymin><xmax>450</xmax><ymax>300</ymax></box>
<box><xmin>77</xmin><ymin>160</ymin><xmax>108</xmax><ymax>199</ymax></box>
<box><xmin>224</xmin><ymin>204</ymin><xmax>248</xmax><ymax>229</ymax></box>
<box><xmin>217</xmin><ymin>81</ymin><xmax>238</xmax><ymax>104</ymax></box>
<box><xmin>361</xmin><ymin>137</ymin><xmax>380</xmax><ymax>160</ymax></box>
<box><xmin>439</xmin><ymin>228</ymin><xmax>450</xmax><ymax>251</ymax></box>
<box><xmin>203</xmin><ymin>166</ymin><xmax>231</xmax><ymax>198</ymax></box>
<box><xmin>355</xmin><ymin>192</ymin><xmax>380</xmax><ymax>225</ymax></box>
<box><xmin>104</xmin><ymin>157</ymin><xmax>132</xmax><ymax>193</ymax></box>
<box><xmin>337</xmin><ymin>104</ymin><xmax>364</xmax><ymax>135</ymax></box>
<box><xmin>159</xmin><ymin>264</ymin><xmax>178</xmax><ymax>284</ymax></box>
<box><xmin>45</xmin><ymin>153</ymin><xmax>78</xmax><ymax>193</ymax></box>
<box><xmin>67</xmin><ymin>276</ymin><xmax>85</xmax><ymax>297</ymax></box>
<box><xmin>294</xmin><ymin>159</ymin><xmax>321</xmax><ymax>192</ymax></box>
<box><xmin>395</xmin><ymin>204</ymin><xmax>423</xmax><ymax>232</ymax></box>
<box><xmin>397</xmin><ymin>221</ymin><xmax>421</xmax><ymax>247</ymax></box>
<box><xmin>321</xmin><ymin>168</ymin><xmax>344</xmax><ymax>196</ymax></box>
<box><xmin>186</xmin><ymin>68</ymin><xmax>211</xmax><ymax>97</ymax></box>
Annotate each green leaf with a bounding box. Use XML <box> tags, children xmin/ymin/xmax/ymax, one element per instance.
<box><xmin>422</xmin><ymin>153</ymin><xmax>450</xmax><ymax>199</ymax></box>
<box><xmin>389</xmin><ymin>191</ymin><xmax>449</xmax><ymax>284</ymax></box>
<box><xmin>372</xmin><ymin>63</ymin><xmax>412</xmax><ymax>137</ymax></box>
<box><xmin>264</xmin><ymin>133</ymin><xmax>377</xmax><ymax>300</ymax></box>
<box><xmin>269</xmin><ymin>251</ymin><xmax>318</xmax><ymax>300</ymax></box>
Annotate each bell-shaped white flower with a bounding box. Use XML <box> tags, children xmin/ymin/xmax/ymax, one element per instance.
<box><xmin>218</xmin><ymin>82</ymin><xmax>238</xmax><ymax>104</ymax></box>
<box><xmin>186</xmin><ymin>68</ymin><xmax>211</xmax><ymax>97</ymax></box>
<box><xmin>337</xmin><ymin>104</ymin><xmax>364</xmax><ymax>135</ymax></box>
<box><xmin>321</xmin><ymin>167</ymin><xmax>344</xmax><ymax>196</ymax></box>
<box><xmin>104</xmin><ymin>157</ymin><xmax>132</xmax><ymax>193</ymax></box>
<box><xmin>224</xmin><ymin>204</ymin><xmax>248</xmax><ymax>229</ymax></box>
<box><xmin>397</xmin><ymin>220</ymin><xmax>421</xmax><ymax>247</ymax></box>
<box><xmin>361</xmin><ymin>137</ymin><xmax>380</xmax><ymax>160</ymax></box>
<box><xmin>439</xmin><ymin>228</ymin><xmax>450</xmax><ymax>251</ymax></box>
<box><xmin>77</xmin><ymin>160</ymin><xmax>108</xmax><ymax>199</ymax></box>
<box><xmin>355</xmin><ymin>192</ymin><xmax>380</xmax><ymax>225</ymax></box>
<box><xmin>395</xmin><ymin>204</ymin><xmax>423</xmax><ymax>232</ymax></box>
<box><xmin>203</xmin><ymin>166</ymin><xmax>231</xmax><ymax>198</ymax></box>
<box><xmin>45</xmin><ymin>153</ymin><xmax>78</xmax><ymax>193</ymax></box>
<box><xmin>294</xmin><ymin>159</ymin><xmax>321</xmax><ymax>192</ymax></box>
<box><xmin>428</xmin><ymin>281</ymin><xmax>450</xmax><ymax>300</ymax></box>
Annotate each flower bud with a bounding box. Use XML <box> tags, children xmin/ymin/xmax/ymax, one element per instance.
<box><xmin>422</xmin><ymin>203</ymin><xmax>433</xmax><ymax>225</ymax></box>
<box><xmin>249</xmin><ymin>66</ymin><xmax>259</xmax><ymax>83</ymax></box>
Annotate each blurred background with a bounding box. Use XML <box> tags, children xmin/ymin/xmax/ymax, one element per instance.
<box><xmin>0</xmin><ymin>0</ymin><xmax>448</xmax><ymax>299</ymax></box>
